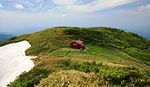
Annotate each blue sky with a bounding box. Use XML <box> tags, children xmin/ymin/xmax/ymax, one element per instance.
<box><xmin>0</xmin><ymin>0</ymin><xmax>150</xmax><ymax>37</ymax></box>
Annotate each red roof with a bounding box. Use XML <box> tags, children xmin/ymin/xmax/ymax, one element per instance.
<box><xmin>74</xmin><ymin>40</ymin><xmax>84</xmax><ymax>44</ymax></box>
<box><xmin>70</xmin><ymin>40</ymin><xmax>85</xmax><ymax>49</ymax></box>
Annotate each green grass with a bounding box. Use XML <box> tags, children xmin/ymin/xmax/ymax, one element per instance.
<box><xmin>36</xmin><ymin>60</ymin><xmax>150</xmax><ymax>87</ymax></box>
<box><xmin>49</xmin><ymin>46</ymin><xmax>149</xmax><ymax>69</ymax></box>
<box><xmin>0</xmin><ymin>28</ymin><xmax>71</xmax><ymax>55</ymax></box>
<box><xmin>1</xmin><ymin>26</ymin><xmax>149</xmax><ymax>87</ymax></box>
<box><xmin>64</xmin><ymin>27</ymin><xmax>150</xmax><ymax>65</ymax></box>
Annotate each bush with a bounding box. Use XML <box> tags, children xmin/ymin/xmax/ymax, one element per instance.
<box><xmin>60</xmin><ymin>61</ymin><xmax>150</xmax><ymax>86</ymax></box>
<box><xmin>8</xmin><ymin>68</ymin><xmax>50</xmax><ymax>87</ymax></box>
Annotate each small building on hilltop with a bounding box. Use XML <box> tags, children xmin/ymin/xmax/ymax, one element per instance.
<box><xmin>70</xmin><ymin>40</ymin><xmax>85</xmax><ymax>50</ymax></box>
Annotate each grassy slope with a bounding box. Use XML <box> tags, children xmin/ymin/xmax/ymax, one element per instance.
<box><xmin>64</xmin><ymin>27</ymin><xmax>150</xmax><ymax>65</ymax></box>
<box><xmin>1</xmin><ymin>27</ymin><xmax>149</xmax><ymax>87</ymax></box>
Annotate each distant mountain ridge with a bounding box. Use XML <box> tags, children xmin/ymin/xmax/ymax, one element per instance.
<box><xmin>0</xmin><ymin>34</ymin><xmax>13</xmax><ymax>41</ymax></box>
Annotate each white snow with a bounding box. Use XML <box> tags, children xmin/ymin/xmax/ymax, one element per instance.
<box><xmin>0</xmin><ymin>41</ymin><xmax>35</xmax><ymax>87</ymax></box>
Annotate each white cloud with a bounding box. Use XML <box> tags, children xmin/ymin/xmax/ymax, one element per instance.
<box><xmin>138</xmin><ymin>4</ymin><xmax>150</xmax><ymax>11</ymax></box>
<box><xmin>16</xmin><ymin>3</ymin><xmax>24</xmax><ymax>9</ymax></box>
<box><xmin>61</xmin><ymin>13</ymin><xmax>69</xmax><ymax>17</ymax></box>
<box><xmin>53</xmin><ymin>0</ymin><xmax>77</xmax><ymax>6</ymax></box>
<box><xmin>0</xmin><ymin>0</ymin><xmax>137</xmax><ymax>14</ymax></box>
<box><xmin>119</xmin><ymin>4</ymin><xmax>150</xmax><ymax>16</ymax></box>
<box><xmin>75</xmin><ymin>0</ymin><xmax>136</xmax><ymax>13</ymax></box>
<box><xmin>0</xmin><ymin>10</ymin><xmax>62</xmax><ymax>33</ymax></box>
<box><xmin>0</xmin><ymin>3</ymin><xmax>3</xmax><ymax>8</ymax></box>
<box><xmin>52</xmin><ymin>0</ymin><xmax>137</xmax><ymax>14</ymax></box>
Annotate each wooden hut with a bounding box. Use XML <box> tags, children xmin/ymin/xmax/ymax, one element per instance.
<box><xmin>70</xmin><ymin>40</ymin><xmax>85</xmax><ymax>49</ymax></box>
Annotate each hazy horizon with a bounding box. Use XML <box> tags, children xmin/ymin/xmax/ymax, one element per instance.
<box><xmin>0</xmin><ymin>0</ymin><xmax>150</xmax><ymax>37</ymax></box>
<box><xmin>0</xmin><ymin>26</ymin><xmax>150</xmax><ymax>38</ymax></box>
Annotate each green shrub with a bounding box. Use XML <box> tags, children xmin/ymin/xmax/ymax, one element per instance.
<box><xmin>8</xmin><ymin>68</ymin><xmax>50</xmax><ymax>87</ymax></box>
<box><xmin>60</xmin><ymin>61</ymin><xmax>150</xmax><ymax>86</ymax></box>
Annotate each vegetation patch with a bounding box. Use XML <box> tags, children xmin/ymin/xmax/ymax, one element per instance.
<box><xmin>8</xmin><ymin>68</ymin><xmax>51</xmax><ymax>87</ymax></box>
<box><xmin>37</xmin><ymin>70</ymin><xmax>108</xmax><ymax>87</ymax></box>
<box><xmin>64</xmin><ymin>27</ymin><xmax>150</xmax><ymax>65</ymax></box>
<box><xmin>60</xmin><ymin>60</ymin><xmax>150</xmax><ymax>87</ymax></box>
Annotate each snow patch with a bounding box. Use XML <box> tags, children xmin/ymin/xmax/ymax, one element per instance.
<box><xmin>0</xmin><ymin>41</ymin><xmax>35</xmax><ymax>87</ymax></box>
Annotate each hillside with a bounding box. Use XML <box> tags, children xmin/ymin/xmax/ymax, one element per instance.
<box><xmin>0</xmin><ymin>34</ymin><xmax>13</xmax><ymax>41</ymax></box>
<box><xmin>0</xmin><ymin>27</ymin><xmax>150</xmax><ymax>87</ymax></box>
